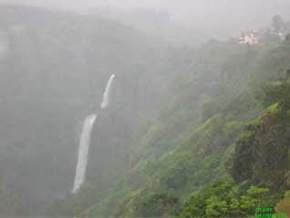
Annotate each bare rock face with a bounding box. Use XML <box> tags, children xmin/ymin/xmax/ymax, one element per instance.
<box><xmin>232</xmin><ymin>105</ymin><xmax>290</xmax><ymax>189</ymax></box>
<box><xmin>252</xmin><ymin>113</ymin><xmax>290</xmax><ymax>187</ymax></box>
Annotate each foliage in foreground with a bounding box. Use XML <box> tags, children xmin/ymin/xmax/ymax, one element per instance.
<box><xmin>179</xmin><ymin>179</ymin><xmax>282</xmax><ymax>218</ymax></box>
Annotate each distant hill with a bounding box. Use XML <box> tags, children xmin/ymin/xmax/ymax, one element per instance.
<box><xmin>0</xmin><ymin>4</ymin><xmax>178</xmax><ymax>215</ymax></box>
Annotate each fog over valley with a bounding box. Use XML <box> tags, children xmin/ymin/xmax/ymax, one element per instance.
<box><xmin>1</xmin><ymin>0</ymin><xmax>290</xmax><ymax>41</ymax></box>
<box><xmin>0</xmin><ymin>0</ymin><xmax>290</xmax><ymax>217</ymax></box>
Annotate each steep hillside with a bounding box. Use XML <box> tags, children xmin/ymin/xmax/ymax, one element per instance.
<box><xmin>1</xmin><ymin>4</ymin><xmax>290</xmax><ymax>217</ymax></box>
<box><xmin>78</xmin><ymin>21</ymin><xmax>290</xmax><ymax>218</ymax></box>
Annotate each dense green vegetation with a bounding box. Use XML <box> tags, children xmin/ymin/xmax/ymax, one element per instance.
<box><xmin>1</xmin><ymin>4</ymin><xmax>290</xmax><ymax>217</ymax></box>
<box><xmin>180</xmin><ymin>180</ymin><xmax>274</xmax><ymax>218</ymax></box>
<box><xmin>75</xmin><ymin>17</ymin><xmax>290</xmax><ymax>218</ymax></box>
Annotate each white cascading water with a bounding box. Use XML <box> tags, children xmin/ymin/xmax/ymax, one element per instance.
<box><xmin>100</xmin><ymin>74</ymin><xmax>116</xmax><ymax>109</ymax></box>
<box><xmin>72</xmin><ymin>114</ymin><xmax>97</xmax><ymax>193</ymax></box>
<box><xmin>72</xmin><ymin>74</ymin><xmax>116</xmax><ymax>194</ymax></box>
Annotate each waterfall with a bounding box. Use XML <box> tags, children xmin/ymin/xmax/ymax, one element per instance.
<box><xmin>72</xmin><ymin>114</ymin><xmax>97</xmax><ymax>193</ymax></box>
<box><xmin>100</xmin><ymin>74</ymin><xmax>115</xmax><ymax>109</ymax></box>
<box><xmin>72</xmin><ymin>74</ymin><xmax>116</xmax><ymax>194</ymax></box>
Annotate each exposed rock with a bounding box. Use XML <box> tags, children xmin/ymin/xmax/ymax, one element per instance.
<box><xmin>232</xmin><ymin>104</ymin><xmax>290</xmax><ymax>189</ymax></box>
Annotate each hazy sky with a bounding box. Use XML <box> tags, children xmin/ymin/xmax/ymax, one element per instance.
<box><xmin>1</xmin><ymin>0</ymin><xmax>290</xmax><ymax>37</ymax></box>
<box><xmin>1</xmin><ymin>0</ymin><xmax>290</xmax><ymax>19</ymax></box>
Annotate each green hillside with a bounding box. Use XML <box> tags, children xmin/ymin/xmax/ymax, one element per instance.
<box><xmin>72</xmin><ymin>19</ymin><xmax>290</xmax><ymax>218</ymax></box>
<box><xmin>1</xmin><ymin>5</ymin><xmax>290</xmax><ymax>218</ymax></box>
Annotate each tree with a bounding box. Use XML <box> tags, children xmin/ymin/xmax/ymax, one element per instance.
<box><xmin>179</xmin><ymin>180</ymin><xmax>271</xmax><ymax>218</ymax></box>
<box><xmin>205</xmin><ymin>196</ymin><xmax>228</xmax><ymax>217</ymax></box>
<box><xmin>239</xmin><ymin>186</ymin><xmax>270</xmax><ymax>217</ymax></box>
<box><xmin>261</xmin><ymin>70</ymin><xmax>290</xmax><ymax>114</ymax></box>
<box><xmin>272</xmin><ymin>15</ymin><xmax>285</xmax><ymax>33</ymax></box>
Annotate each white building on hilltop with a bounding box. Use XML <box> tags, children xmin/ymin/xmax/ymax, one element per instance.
<box><xmin>239</xmin><ymin>31</ymin><xmax>259</xmax><ymax>45</ymax></box>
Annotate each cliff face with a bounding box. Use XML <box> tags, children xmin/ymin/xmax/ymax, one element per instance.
<box><xmin>232</xmin><ymin>103</ymin><xmax>290</xmax><ymax>189</ymax></box>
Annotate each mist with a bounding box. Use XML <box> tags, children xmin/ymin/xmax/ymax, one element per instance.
<box><xmin>1</xmin><ymin>0</ymin><xmax>290</xmax><ymax>40</ymax></box>
<box><xmin>0</xmin><ymin>0</ymin><xmax>290</xmax><ymax>217</ymax></box>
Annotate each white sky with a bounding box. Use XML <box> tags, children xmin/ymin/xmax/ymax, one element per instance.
<box><xmin>1</xmin><ymin>0</ymin><xmax>290</xmax><ymax>34</ymax></box>
<box><xmin>1</xmin><ymin>0</ymin><xmax>290</xmax><ymax>17</ymax></box>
